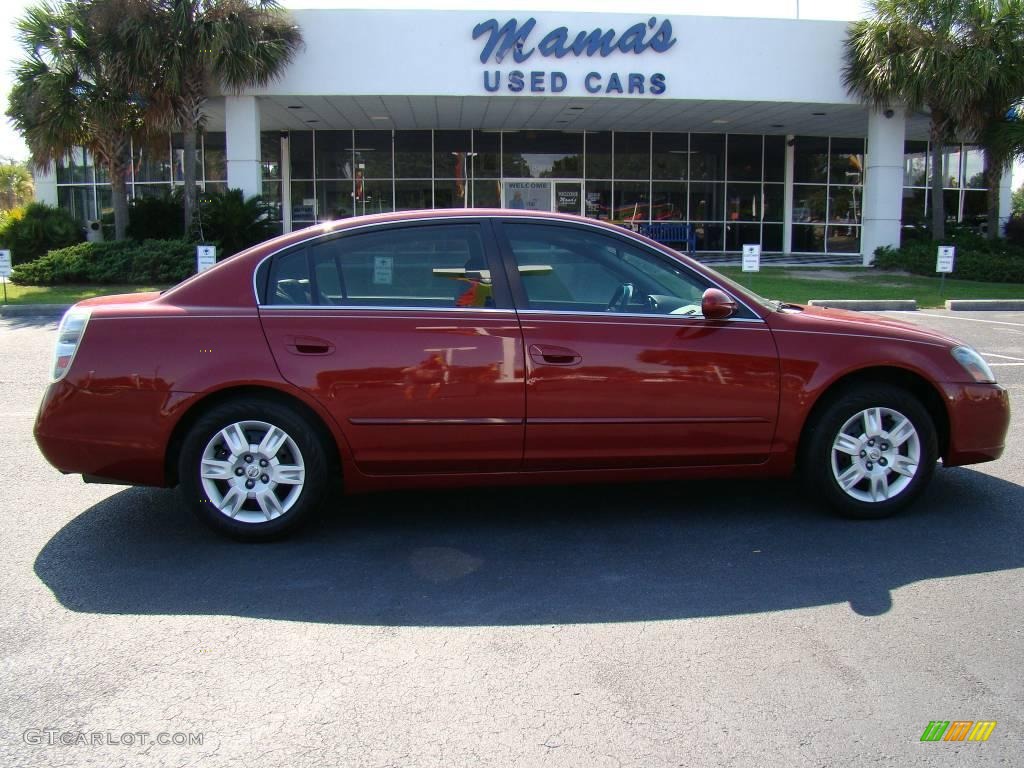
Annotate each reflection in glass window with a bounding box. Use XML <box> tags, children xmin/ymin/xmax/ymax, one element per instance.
<box><xmin>268</xmin><ymin>248</ymin><xmax>311</xmax><ymax>306</ymax></box>
<box><xmin>584</xmin><ymin>181</ymin><xmax>612</xmax><ymax>220</ymax></box>
<box><xmin>652</xmin><ymin>133</ymin><xmax>688</xmax><ymax>180</ymax></box>
<box><xmin>829</xmin><ymin>138</ymin><xmax>864</xmax><ymax>186</ymax></box>
<box><xmin>434</xmin><ymin>179</ymin><xmax>467</xmax><ymax>209</ymax></box>
<box><xmin>764</xmin><ymin>136</ymin><xmax>786</xmax><ymax>183</ymax></box>
<box><xmin>309</xmin><ymin>224</ymin><xmax>490</xmax><ymax>308</ymax></box>
<box><xmin>903</xmin><ymin>141</ymin><xmax>929</xmax><ymax>187</ymax></box>
<box><xmin>690</xmin><ymin>134</ymin><xmax>725</xmax><ymax>181</ymax></box>
<box><xmin>502</xmin><ymin>131</ymin><xmax>582</xmax><ymax>178</ymax></box>
<box><xmin>793</xmin><ymin>137</ymin><xmax>829</xmax><ymax>183</ymax></box>
<box><xmin>963</xmin><ymin>148</ymin><xmax>985</xmax><ymax>189</ymax></box>
<box><xmin>828</xmin><ymin>187</ymin><xmax>863</xmax><ymax>224</ymax></box>
<box><xmin>434</xmin><ymin>131</ymin><xmax>472</xmax><ymax>177</ymax></box>
<box><xmin>585</xmin><ymin>132</ymin><xmax>612</xmax><ymax>179</ymax></box>
<box><xmin>827</xmin><ymin>225</ymin><xmax>861</xmax><ymax>254</ymax></box>
<box><xmin>727</xmin><ymin>135</ymin><xmax>762</xmax><ymax>182</ymax></box>
<box><xmin>651</xmin><ymin>182</ymin><xmax>686</xmax><ymax>221</ymax></box>
<box><xmin>261</xmin><ymin>132</ymin><xmax>282</xmax><ymax>180</ymax></box>
<box><xmin>792</xmin><ymin>224</ymin><xmax>826</xmax><ymax>252</ymax></box>
<box><xmin>502</xmin><ymin>222</ymin><xmax>710</xmax><ymax>314</ymax></box>
<box><xmin>354</xmin><ymin>131</ymin><xmax>393</xmax><ymax>178</ymax></box>
<box><xmin>689</xmin><ymin>181</ymin><xmax>723</xmax><ymax>222</ymax></box>
<box><xmin>290</xmin><ymin>131</ymin><xmax>314</xmax><ymax>179</ymax></box>
<box><xmin>395</xmin><ymin>180</ymin><xmax>432</xmax><ymax>211</ymax></box>
<box><xmin>395</xmin><ymin>130</ymin><xmax>433</xmax><ymax>178</ymax></box>
<box><xmin>472</xmin><ymin>131</ymin><xmax>500</xmax><ymax>177</ymax></box>
<box><xmin>317</xmin><ymin>179</ymin><xmax>353</xmax><ymax>221</ymax></box>
<box><xmin>941</xmin><ymin>146</ymin><xmax>961</xmax><ymax>188</ymax></box>
<box><xmin>315</xmin><ymin>131</ymin><xmax>352</xmax><ymax>180</ymax></box>
<box><xmin>613</xmin><ymin>133</ymin><xmax>650</xmax><ymax>180</ymax></box>
<box><xmin>793</xmin><ymin>185</ymin><xmax>827</xmax><ymax>223</ymax></box>
<box><xmin>473</xmin><ymin>179</ymin><xmax>501</xmax><ymax>207</ymax></box>
<box><xmin>726</xmin><ymin>183</ymin><xmax>762</xmax><ymax>222</ymax></box>
<box><xmin>203</xmin><ymin>132</ymin><xmax>226</xmax><ymax>182</ymax></box>
<box><xmin>613</xmin><ymin>181</ymin><xmax>649</xmax><ymax>225</ymax></box>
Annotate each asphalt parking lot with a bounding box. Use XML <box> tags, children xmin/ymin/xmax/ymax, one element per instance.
<box><xmin>1</xmin><ymin>310</ymin><xmax>1022</xmax><ymax>767</ymax></box>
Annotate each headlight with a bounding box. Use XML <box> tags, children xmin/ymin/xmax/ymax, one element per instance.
<box><xmin>51</xmin><ymin>307</ymin><xmax>91</xmax><ymax>381</ymax></box>
<box><xmin>951</xmin><ymin>346</ymin><xmax>995</xmax><ymax>384</ymax></box>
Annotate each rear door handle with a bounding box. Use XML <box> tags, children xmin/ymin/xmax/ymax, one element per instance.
<box><xmin>529</xmin><ymin>344</ymin><xmax>582</xmax><ymax>366</ymax></box>
<box><xmin>285</xmin><ymin>336</ymin><xmax>334</xmax><ymax>355</ymax></box>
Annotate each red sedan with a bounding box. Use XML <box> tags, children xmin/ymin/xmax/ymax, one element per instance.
<box><xmin>35</xmin><ymin>210</ymin><xmax>1009</xmax><ymax>539</ymax></box>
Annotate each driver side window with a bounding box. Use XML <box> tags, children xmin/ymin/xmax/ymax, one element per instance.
<box><xmin>502</xmin><ymin>222</ymin><xmax>709</xmax><ymax>315</ymax></box>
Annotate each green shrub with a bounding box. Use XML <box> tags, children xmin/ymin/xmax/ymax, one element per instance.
<box><xmin>875</xmin><ymin>230</ymin><xmax>1024</xmax><ymax>283</ymax></box>
<box><xmin>127</xmin><ymin>192</ymin><xmax>185</xmax><ymax>241</ymax></box>
<box><xmin>11</xmin><ymin>239</ymin><xmax>195</xmax><ymax>285</ymax></box>
<box><xmin>0</xmin><ymin>202</ymin><xmax>83</xmax><ymax>265</ymax></box>
<box><xmin>194</xmin><ymin>188</ymin><xmax>277</xmax><ymax>257</ymax></box>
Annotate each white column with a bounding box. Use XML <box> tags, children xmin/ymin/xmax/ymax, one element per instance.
<box><xmin>997</xmin><ymin>163</ymin><xmax>1013</xmax><ymax>237</ymax></box>
<box><xmin>225</xmin><ymin>95</ymin><xmax>262</xmax><ymax>198</ymax></box>
<box><xmin>861</xmin><ymin>107</ymin><xmax>906</xmax><ymax>265</ymax></box>
<box><xmin>34</xmin><ymin>162</ymin><xmax>58</xmax><ymax>207</ymax></box>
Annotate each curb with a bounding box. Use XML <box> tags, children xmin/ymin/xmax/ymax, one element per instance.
<box><xmin>945</xmin><ymin>299</ymin><xmax>1024</xmax><ymax>311</ymax></box>
<box><xmin>807</xmin><ymin>299</ymin><xmax>918</xmax><ymax>311</ymax></box>
<box><xmin>0</xmin><ymin>303</ymin><xmax>70</xmax><ymax>319</ymax></box>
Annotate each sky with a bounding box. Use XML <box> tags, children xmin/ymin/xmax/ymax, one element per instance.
<box><xmin>1</xmin><ymin>0</ymin><xmax>1018</xmax><ymax>186</ymax></box>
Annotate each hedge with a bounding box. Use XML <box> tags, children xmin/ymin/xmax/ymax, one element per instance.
<box><xmin>0</xmin><ymin>203</ymin><xmax>83</xmax><ymax>265</ymax></box>
<box><xmin>10</xmin><ymin>239</ymin><xmax>195</xmax><ymax>285</ymax></box>
<box><xmin>875</xmin><ymin>231</ymin><xmax>1024</xmax><ymax>283</ymax></box>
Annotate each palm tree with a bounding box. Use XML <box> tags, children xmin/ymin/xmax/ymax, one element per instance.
<box><xmin>843</xmin><ymin>0</ymin><xmax>987</xmax><ymax>240</ymax></box>
<box><xmin>0</xmin><ymin>163</ymin><xmax>34</xmax><ymax>210</ymax></box>
<box><xmin>7</xmin><ymin>0</ymin><xmax>149</xmax><ymax>240</ymax></box>
<box><xmin>953</xmin><ymin>0</ymin><xmax>1024</xmax><ymax>239</ymax></box>
<box><xmin>123</xmin><ymin>0</ymin><xmax>302</xmax><ymax>236</ymax></box>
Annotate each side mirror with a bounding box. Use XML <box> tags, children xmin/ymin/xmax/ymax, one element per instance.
<box><xmin>701</xmin><ymin>287</ymin><xmax>737</xmax><ymax>320</ymax></box>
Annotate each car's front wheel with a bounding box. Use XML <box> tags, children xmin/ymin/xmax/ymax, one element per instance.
<box><xmin>178</xmin><ymin>398</ymin><xmax>330</xmax><ymax>540</ymax></box>
<box><xmin>804</xmin><ymin>384</ymin><xmax>938</xmax><ymax>519</ymax></box>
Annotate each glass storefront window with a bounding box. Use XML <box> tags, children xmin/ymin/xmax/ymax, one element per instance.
<box><xmin>792</xmin><ymin>224</ymin><xmax>826</xmax><ymax>252</ymax></box>
<box><xmin>134</xmin><ymin>142</ymin><xmax>171</xmax><ymax>183</ymax></box>
<box><xmin>727</xmin><ymin>135</ymin><xmax>762</xmax><ymax>182</ymax></box>
<box><xmin>612</xmin><ymin>180</ymin><xmax>649</xmax><ymax>223</ymax></box>
<box><xmin>901</xmin><ymin>187</ymin><xmax>927</xmax><ymax>227</ymax></box>
<box><xmin>291</xmin><ymin>180</ymin><xmax>316</xmax><ymax>223</ymax></box>
<box><xmin>763</xmin><ymin>183</ymin><xmax>784</xmax><ymax>222</ymax></box>
<box><xmin>652</xmin><ymin>133</ymin><xmax>688</xmax><ymax>181</ymax></box>
<box><xmin>585</xmin><ymin>132</ymin><xmax>612</xmax><ymax>179</ymax></box>
<box><xmin>358</xmin><ymin>179</ymin><xmax>393</xmax><ymax>214</ymax></box>
<box><xmin>793</xmin><ymin>137</ymin><xmax>828</xmax><ymax>183</ymax></box>
<box><xmin>693</xmin><ymin>223</ymin><xmax>723</xmax><ymax>251</ymax></box>
<box><xmin>57</xmin><ymin>186</ymin><xmax>95</xmax><ymax>221</ymax></box>
<box><xmin>395</xmin><ymin>179</ymin><xmax>432</xmax><ymax>210</ymax></box>
<box><xmin>725</xmin><ymin>183</ymin><xmax>762</xmax><ymax>222</ymax></box>
<box><xmin>613</xmin><ymin>133</ymin><xmax>649</xmax><ymax>180</ymax></box>
<box><xmin>963</xmin><ymin>148</ymin><xmax>985</xmax><ymax>189</ymax></box>
<box><xmin>793</xmin><ymin>185</ymin><xmax>827</xmax><ymax>223</ymax></box>
<box><xmin>725</xmin><ymin>223</ymin><xmax>764</xmax><ymax>251</ymax></box>
<box><xmin>395</xmin><ymin>131</ymin><xmax>432</xmax><ymax>178</ymax></box>
<box><xmin>434</xmin><ymin>179</ymin><xmax>467</xmax><ymax>209</ymax></box>
<box><xmin>828</xmin><ymin>186</ymin><xmax>863</xmax><ymax>224</ymax></box>
<box><xmin>472</xmin><ymin>179</ymin><xmax>501</xmax><ymax>207</ymax></box>
<box><xmin>502</xmin><ymin>131</ymin><xmax>582</xmax><ymax>178</ymax></box>
<box><xmin>689</xmin><ymin>181</ymin><xmax>723</xmax><ymax>222</ymax></box>
<box><xmin>203</xmin><ymin>132</ymin><xmax>226</xmax><ymax>182</ymax></box>
<box><xmin>651</xmin><ymin>182</ymin><xmax>686</xmax><ymax>220</ymax></box>
<box><xmin>762</xmin><ymin>223</ymin><xmax>783</xmax><ymax>251</ymax></box>
<box><xmin>829</xmin><ymin>138</ymin><xmax>864</xmax><ymax>186</ymax></box>
<box><xmin>171</xmin><ymin>133</ymin><xmax>203</xmax><ymax>184</ymax></box>
<box><xmin>56</xmin><ymin>147</ymin><xmax>94</xmax><ymax>184</ymax></box>
<box><xmin>690</xmin><ymin>134</ymin><xmax>725</xmax><ymax>181</ymax></box>
<box><xmin>290</xmin><ymin>131</ymin><xmax>314</xmax><ymax>179</ymax></box>
<box><xmin>318</xmin><ymin>179</ymin><xmax>354</xmax><ymax>220</ymax></box>
<box><xmin>941</xmin><ymin>146</ymin><xmax>962</xmax><ymax>188</ymax></box>
<box><xmin>827</xmin><ymin>225</ymin><xmax>861</xmax><ymax>254</ymax></box>
<box><xmin>354</xmin><ymin>131</ymin><xmax>393</xmax><ymax>178</ymax></box>
<box><xmin>315</xmin><ymin>131</ymin><xmax>351</xmax><ymax>180</ymax></box>
<box><xmin>764</xmin><ymin>136</ymin><xmax>786</xmax><ymax>183</ymax></box>
<box><xmin>261</xmin><ymin>132</ymin><xmax>282</xmax><ymax>180</ymax></box>
<box><xmin>262</xmin><ymin>180</ymin><xmax>283</xmax><ymax>228</ymax></box>
<box><xmin>472</xmin><ymin>132</ymin><xmax>500</xmax><ymax>177</ymax></box>
<box><xmin>434</xmin><ymin>131</ymin><xmax>472</xmax><ymax>177</ymax></box>
<box><xmin>904</xmin><ymin>141</ymin><xmax>929</xmax><ymax>187</ymax></box>
<box><xmin>962</xmin><ymin>189</ymin><xmax>987</xmax><ymax>224</ymax></box>
<box><xmin>584</xmin><ymin>180</ymin><xmax>612</xmax><ymax>219</ymax></box>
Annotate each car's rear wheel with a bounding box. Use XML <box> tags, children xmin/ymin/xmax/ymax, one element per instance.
<box><xmin>804</xmin><ymin>384</ymin><xmax>938</xmax><ymax>519</ymax></box>
<box><xmin>178</xmin><ymin>398</ymin><xmax>330</xmax><ymax>540</ymax></box>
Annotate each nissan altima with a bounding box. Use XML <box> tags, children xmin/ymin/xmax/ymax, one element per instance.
<box><xmin>35</xmin><ymin>210</ymin><xmax>1010</xmax><ymax>539</ymax></box>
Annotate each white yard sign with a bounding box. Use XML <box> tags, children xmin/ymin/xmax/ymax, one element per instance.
<box><xmin>197</xmin><ymin>245</ymin><xmax>217</xmax><ymax>273</ymax></box>
<box><xmin>936</xmin><ymin>246</ymin><xmax>955</xmax><ymax>274</ymax></box>
<box><xmin>0</xmin><ymin>249</ymin><xmax>11</xmax><ymax>278</ymax></box>
<box><xmin>741</xmin><ymin>244</ymin><xmax>761</xmax><ymax>273</ymax></box>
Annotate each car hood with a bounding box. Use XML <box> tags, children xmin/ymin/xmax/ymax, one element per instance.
<box><xmin>768</xmin><ymin>304</ymin><xmax>966</xmax><ymax>348</ymax></box>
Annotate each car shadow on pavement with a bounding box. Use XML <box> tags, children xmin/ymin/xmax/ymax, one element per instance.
<box><xmin>34</xmin><ymin>466</ymin><xmax>1024</xmax><ymax>625</ymax></box>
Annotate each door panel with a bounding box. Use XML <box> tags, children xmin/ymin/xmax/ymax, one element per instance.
<box><xmin>496</xmin><ymin>220</ymin><xmax>780</xmax><ymax>470</ymax></box>
<box><xmin>259</xmin><ymin>221</ymin><xmax>526</xmax><ymax>475</ymax></box>
<box><xmin>520</xmin><ymin>314</ymin><xmax>779</xmax><ymax>469</ymax></box>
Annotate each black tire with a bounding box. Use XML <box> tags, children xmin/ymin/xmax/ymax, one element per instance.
<box><xmin>802</xmin><ymin>384</ymin><xmax>938</xmax><ymax>519</ymax></box>
<box><xmin>178</xmin><ymin>397</ymin><xmax>332</xmax><ymax>540</ymax></box>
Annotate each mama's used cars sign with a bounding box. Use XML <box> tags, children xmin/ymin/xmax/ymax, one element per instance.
<box><xmin>473</xmin><ymin>17</ymin><xmax>675</xmax><ymax>96</ymax></box>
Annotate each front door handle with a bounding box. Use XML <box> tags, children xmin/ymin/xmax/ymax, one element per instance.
<box><xmin>285</xmin><ymin>336</ymin><xmax>334</xmax><ymax>355</ymax></box>
<box><xmin>529</xmin><ymin>344</ymin><xmax>582</xmax><ymax>366</ymax></box>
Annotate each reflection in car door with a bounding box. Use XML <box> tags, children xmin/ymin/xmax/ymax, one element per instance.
<box><xmin>258</xmin><ymin>220</ymin><xmax>526</xmax><ymax>475</ymax></box>
<box><xmin>494</xmin><ymin>219</ymin><xmax>780</xmax><ymax>470</ymax></box>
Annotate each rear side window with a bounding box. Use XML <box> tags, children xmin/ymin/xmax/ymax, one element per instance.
<box><xmin>267</xmin><ymin>249</ymin><xmax>311</xmax><ymax>305</ymax></box>
<box><xmin>311</xmin><ymin>224</ymin><xmax>494</xmax><ymax>308</ymax></box>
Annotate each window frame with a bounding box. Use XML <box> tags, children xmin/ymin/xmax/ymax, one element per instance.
<box><xmin>256</xmin><ymin>218</ymin><xmax>514</xmax><ymax>310</ymax></box>
<box><xmin>491</xmin><ymin>218</ymin><xmax>760</xmax><ymax>321</ymax></box>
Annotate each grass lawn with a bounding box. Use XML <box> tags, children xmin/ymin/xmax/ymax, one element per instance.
<box><xmin>0</xmin><ymin>283</ymin><xmax>166</xmax><ymax>306</ymax></box>
<box><xmin>716</xmin><ymin>267</ymin><xmax>1024</xmax><ymax>308</ymax></box>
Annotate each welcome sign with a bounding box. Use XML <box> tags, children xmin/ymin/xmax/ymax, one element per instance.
<box><xmin>473</xmin><ymin>17</ymin><xmax>676</xmax><ymax>96</ymax></box>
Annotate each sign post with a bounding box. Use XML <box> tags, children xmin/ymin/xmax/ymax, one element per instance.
<box><xmin>0</xmin><ymin>249</ymin><xmax>11</xmax><ymax>305</ymax></box>
<box><xmin>196</xmin><ymin>245</ymin><xmax>216</xmax><ymax>274</ymax></box>
<box><xmin>936</xmin><ymin>245</ymin><xmax>955</xmax><ymax>295</ymax></box>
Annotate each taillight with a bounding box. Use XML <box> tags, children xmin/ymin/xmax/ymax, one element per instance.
<box><xmin>51</xmin><ymin>307</ymin><xmax>91</xmax><ymax>381</ymax></box>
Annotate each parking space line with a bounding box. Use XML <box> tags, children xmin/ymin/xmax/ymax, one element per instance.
<box><xmin>989</xmin><ymin>363</ymin><xmax>1024</xmax><ymax>367</ymax></box>
<box><xmin>982</xmin><ymin>353</ymin><xmax>1024</xmax><ymax>361</ymax></box>
<box><xmin>901</xmin><ymin>312</ymin><xmax>1024</xmax><ymax>328</ymax></box>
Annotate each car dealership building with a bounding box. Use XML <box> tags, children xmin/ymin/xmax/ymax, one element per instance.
<box><xmin>34</xmin><ymin>6</ymin><xmax>1014</xmax><ymax>265</ymax></box>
